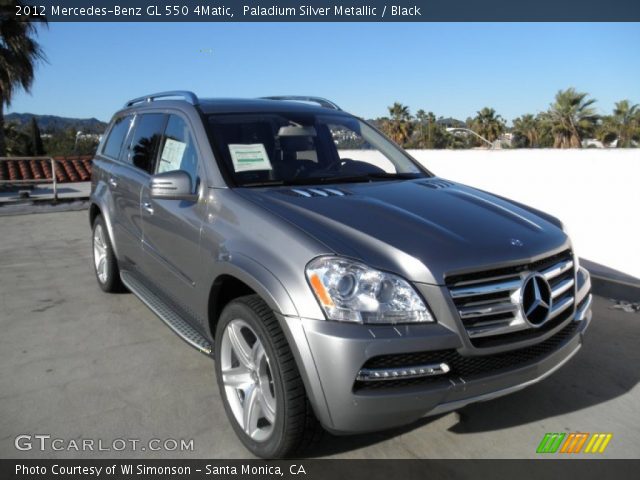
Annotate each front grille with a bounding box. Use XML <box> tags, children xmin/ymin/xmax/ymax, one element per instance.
<box><xmin>354</xmin><ymin>320</ymin><xmax>581</xmax><ymax>391</ymax></box>
<box><xmin>446</xmin><ymin>249</ymin><xmax>576</xmax><ymax>348</ymax></box>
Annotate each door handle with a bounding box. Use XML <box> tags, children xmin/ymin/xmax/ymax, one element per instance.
<box><xmin>108</xmin><ymin>177</ymin><xmax>118</xmax><ymax>188</ymax></box>
<box><xmin>142</xmin><ymin>202</ymin><xmax>154</xmax><ymax>215</ymax></box>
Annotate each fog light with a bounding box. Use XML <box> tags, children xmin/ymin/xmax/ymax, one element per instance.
<box><xmin>356</xmin><ymin>362</ymin><xmax>450</xmax><ymax>381</ymax></box>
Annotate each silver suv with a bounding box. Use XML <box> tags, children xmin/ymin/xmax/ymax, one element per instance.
<box><xmin>90</xmin><ymin>91</ymin><xmax>592</xmax><ymax>458</ymax></box>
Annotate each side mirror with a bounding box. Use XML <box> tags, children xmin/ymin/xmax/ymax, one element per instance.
<box><xmin>150</xmin><ymin>171</ymin><xmax>198</xmax><ymax>202</ymax></box>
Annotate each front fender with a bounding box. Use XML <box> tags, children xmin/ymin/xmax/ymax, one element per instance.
<box><xmin>212</xmin><ymin>253</ymin><xmax>300</xmax><ymax>320</ymax></box>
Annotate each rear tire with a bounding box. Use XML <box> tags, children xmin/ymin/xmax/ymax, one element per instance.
<box><xmin>92</xmin><ymin>215</ymin><xmax>124</xmax><ymax>293</ymax></box>
<box><xmin>214</xmin><ymin>295</ymin><xmax>322</xmax><ymax>458</ymax></box>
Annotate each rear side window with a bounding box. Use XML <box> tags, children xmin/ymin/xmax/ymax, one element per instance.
<box><xmin>102</xmin><ymin>115</ymin><xmax>133</xmax><ymax>159</ymax></box>
<box><xmin>129</xmin><ymin>113</ymin><xmax>167</xmax><ymax>173</ymax></box>
<box><xmin>157</xmin><ymin>115</ymin><xmax>199</xmax><ymax>191</ymax></box>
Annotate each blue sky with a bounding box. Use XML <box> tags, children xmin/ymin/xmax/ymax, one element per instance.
<box><xmin>8</xmin><ymin>22</ymin><xmax>640</xmax><ymax>123</ymax></box>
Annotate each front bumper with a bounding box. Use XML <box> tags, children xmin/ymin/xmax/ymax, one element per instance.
<box><xmin>280</xmin><ymin>268</ymin><xmax>592</xmax><ymax>434</ymax></box>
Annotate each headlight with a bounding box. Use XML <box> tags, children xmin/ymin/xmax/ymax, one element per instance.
<box><xmin>305</xmin><ymin>256</ymin><xmax>434</xmax><ymax>324</ymax></box>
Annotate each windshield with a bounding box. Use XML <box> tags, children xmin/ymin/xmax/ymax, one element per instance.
<box><xmin>207</xmin><ymin>113</ymin><xmax>428</xmax><ymax>187</ymax></box>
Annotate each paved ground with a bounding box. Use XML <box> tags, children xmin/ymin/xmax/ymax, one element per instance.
<box><xmin>0</xmin><ymin>182</ymin><xmax>90</xmax><ymax>204</ymax></box>
<box><xmin>1</xmin><ymin>210</ymin><xmax>638</xmax><ymax>459</ymax></box>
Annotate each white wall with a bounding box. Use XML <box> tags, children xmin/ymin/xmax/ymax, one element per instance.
<box><xmin>349</xmin><ymin>149</ymin><xmax>640</xmax><ymax>279</ymax></box>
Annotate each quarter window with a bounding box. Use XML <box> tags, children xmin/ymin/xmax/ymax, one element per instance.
<box><xmin>102</xmin><ymin>115</ymin><xmax>133</xmax><ymax>159</ymax></box>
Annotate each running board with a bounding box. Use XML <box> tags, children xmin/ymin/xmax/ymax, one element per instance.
<box><xmin>120</xmin><ymin>271</ymin><xmax>213</xmax><ymax>356</ymax></box>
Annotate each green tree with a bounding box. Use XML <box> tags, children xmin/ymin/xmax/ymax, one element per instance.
<box><xmin>29</xmin><ymin>116</ymin><xmax>44</xmax><ymax>155</ymax></box>
<box><xmin>598</xmin><ymin>100</ymin><xmax>639</xmax><ymax>147</ymax></box>
<box><xmin>471</xmin><ymin>107</ymin><xmax>506</xmax><ymax>145</ymax></box>
<box><xmin>2</xmin><ymin>121</ymin><xmax>30</xmax><ymax>156</ymax></box>
<box><xmin>415</xmin><ymin>109</ymin><xmax>440</xmax><ymax>148</ymax></box>
<box><xmin>546</xmin><ymin>88</ymin><xmax>599</xmax><ymax>148</ymax></box>
<box><xmin>0</xmin><ymin>1</ymin><xmax>47</xmax><ymax>156</ymax></box>
<box><xmin>383</xmin><ymin>102</ymin><xmax>413</xmax><ymax>146</ymax></box>
<box><xmin>512</xmin><ymin>114</ymin><xmax>540</xmax><ymax>148</ymax></box>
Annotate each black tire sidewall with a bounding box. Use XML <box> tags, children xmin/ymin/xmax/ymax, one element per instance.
<box><xmin>214</xmin><ymin>300</ymin><xmax>288</xmax><ymax>458</ymax></box>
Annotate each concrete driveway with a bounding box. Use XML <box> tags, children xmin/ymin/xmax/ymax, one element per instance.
<box><xmin>1</xmin><ymin>210</ymin><xmax>638</xmax><ymax>458</ymax></box>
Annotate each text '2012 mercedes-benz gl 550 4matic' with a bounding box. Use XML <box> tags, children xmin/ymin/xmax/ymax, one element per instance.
<box><xmin>90</xmin><ymin>92</ymin><xmax>592</xmax><ymax>458</ymax></box>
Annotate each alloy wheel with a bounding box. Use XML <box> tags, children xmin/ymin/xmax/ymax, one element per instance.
<box><xmin>220</xmin><ymin>319</ymin><xmax>277</xmax><ymax>442</ymax></box>
<box><xmin>93</xmin><ymin>224</ymin><xmax>108</xmax><ymax>284</ymax></box>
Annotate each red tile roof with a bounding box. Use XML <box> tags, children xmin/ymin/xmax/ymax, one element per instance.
<box><xmin>0</xmin><ymin>156</ymin><xmax>93</xmax><ymax>183</ymax></box>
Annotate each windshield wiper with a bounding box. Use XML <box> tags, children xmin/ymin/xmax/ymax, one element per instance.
<box><xmin>240</xmin><ymin>172</ymin><xmax>424</xmax><ymax>188</ymax></box>
<box><xmin>281</xmin><ymin>172</ymin><xmax>424</xmax><ymax>186</ymax></box>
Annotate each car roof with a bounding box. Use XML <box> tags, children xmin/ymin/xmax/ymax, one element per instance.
<box><xmin>196</xmin><ymin>98</ymin><xmax>351</xmax><ymax>116</ymax></box>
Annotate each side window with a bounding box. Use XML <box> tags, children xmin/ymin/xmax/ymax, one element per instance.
<box><xmin>328</xmin><ymin>123</ymin><xmax>396</xmax><ymax>173</ymax></box>
<box><xmin>102</xmin><ymin>115</ymin><xmax>133</xmax><ymax>159</ymax></box>
<box><xmin>128</xmin><ymin>113</ymin><xmax>166</xmax><ymax>173</ymax></box>
<box><xmin>157</xmin><ymin>115</ymin><xmax>199</xmax><ymax>191</ymax></box>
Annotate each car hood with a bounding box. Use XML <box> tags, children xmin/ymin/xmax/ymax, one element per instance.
<box><xmin>235</xmin><ymin>178</ymin><xmax>570</xmax><ymax>284</ymax></box>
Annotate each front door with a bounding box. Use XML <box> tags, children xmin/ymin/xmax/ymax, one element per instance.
<box><xmin>140</xmin><ymin>114</ymin><xmax>207</xmax><ymax>327</ymax></box>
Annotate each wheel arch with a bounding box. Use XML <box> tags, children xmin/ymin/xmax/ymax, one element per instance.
<box><xmin>206</xmin><ymin>255</ymin><xmax>299</xmax><ymax>341</ymax></box>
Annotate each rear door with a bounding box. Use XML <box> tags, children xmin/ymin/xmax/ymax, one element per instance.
<box><xmin>140</xmin><ymin>113</ymin><xmax>207</xmax><ymax>328</ymax></box>
<box><xmin>108</xmin><ymin>113</ymin><xmax>166</xmax><ymax>271</ymax></box>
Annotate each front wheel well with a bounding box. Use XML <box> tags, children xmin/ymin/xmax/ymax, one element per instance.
<box><xmin>208</xmin><ymin>275</ymin><xmax>256</xmax><ymax>338</ymax></box>
<box><xmin>89</xmin><ymin>203</ymin><xmax>101</xmax><ymax>226</ymax></box>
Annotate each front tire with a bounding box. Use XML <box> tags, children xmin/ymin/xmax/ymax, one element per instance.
<box><xmin>214</xmin><ymin>295</ymin><xmax>322</xmax><ymax>458</ymax></box>
<box><xmin>92</xmin><ymin>215</ymin><xmax>124</xmax><ymax>293</ymax></box>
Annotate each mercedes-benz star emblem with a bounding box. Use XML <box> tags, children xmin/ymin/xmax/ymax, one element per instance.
<box><xmin>521</xmin><ymin>273</ymin><xmax>552</xmax><ymax>327</ymax></box>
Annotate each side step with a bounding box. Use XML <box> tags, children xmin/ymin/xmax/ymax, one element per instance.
<box><xmin>121</xmin><ymin>271</ymin><xmax>213</xmax><ymax>356</ymax></box>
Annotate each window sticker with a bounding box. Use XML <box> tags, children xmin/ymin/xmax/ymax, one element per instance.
<box><xmin>158</xmin><ymin>138</ymin><xmax>187</xmax><ymax>172</ymax></box>
<box><xmin>229</xmin><ymin>144</ymin><xmax>272</xmax><ymax>172</ymax></box>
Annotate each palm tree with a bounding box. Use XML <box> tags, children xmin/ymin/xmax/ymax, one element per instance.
<box><xmin>471</xmin><ymin>107</ymin><xmax>505</xmax><ymax>145</ymax></box>
<box><xmin>512</xmin><ymin>114</ymin><xmax>540</xmax><ymax>148</ymax></box>
<box><xmin>546</xmin><ymin>88</ymin><xmax>599</xmax><ymax>148</ymax></box>
<box><xmin>415</xmin><ymin>109</ymin><xmax>427</xmax><ymax>147</ymax></box>
<box><xmin>0</xmin><ymin>1</ymin><xmax>47</xmax><ymax>156</ymax></box>
<box><xmin>602</xmin><ymin>100</ymin><xmax>639</xmax><ymax>147</ymax></box>
<box><xmin>384</xmin><ymin>102</ymin><xmax>413</xmax><ymax>146</ymax></box>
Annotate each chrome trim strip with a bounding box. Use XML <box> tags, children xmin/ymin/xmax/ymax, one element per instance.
<box><xmin>450</xmin><ymin>278</ymin><xmax>521</xmax><ymax>299</ymax></box>
<box><xmin>551</xmin><ymin>277</ymin><xmax>575</xmax><ymax>299</ymax></box>
<box><xmin>426</xmin><ymin>342</ymin><xmax>582</xmax><ymax>417</ymax></box>
<box><xmin>575</xmin><ymin>294</ymin><xmax>593</xmax><ymax>322</ymax></box>
<box><xmin>459</xmin><ymin>302</ymin><xmax>519</xmax><ymax>319</ymax></box>
<box><xmin>308</xmin><ymin>188</ymin><xmax>329</xmax><ymax>197</ymax></box>
<box><xmin>324</xmin><ymin>188</ymin><xmax>345</xmax><ymax>196</ymax></box>
<box><xmin>548</xmin><ymin>295</ymin><xmax>574</xmax><ymax>320</ymax></box>
<box><xmin>542</xmin><ymin>259</ymin><xmax>574</xmax><ymax>281</ymax></box>
<box><xmin>357</xmin><ymin>362</ymin><xmax>450</xmax><ymax>382</ymax></box>
<box><xmin>291</xmin><ymin>188</ymin><xmax>312</xmax><ymax>198</ymax></box>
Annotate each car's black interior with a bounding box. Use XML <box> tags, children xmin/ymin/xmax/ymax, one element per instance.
<box><xmin>208</xmin><ymin>114</ymin><xmax>389</xmax><ymax>186</ymax></box>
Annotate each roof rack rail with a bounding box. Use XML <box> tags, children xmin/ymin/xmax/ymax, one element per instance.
<box><xmin>260</xmin><ymin>96</ymin><xmax>341</xmax><ymax>111</ymax></box>
<box><xmin>125</xmin><ymin>91</ymin><xmax>199</xmax><ymax>108</ymax></box>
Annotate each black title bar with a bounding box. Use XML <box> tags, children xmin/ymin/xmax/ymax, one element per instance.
<box><xmin>8</xmin><ymin>0</ymin><xmax>640</xmax><ymax>22</ymax></box>
<box><xmin>3</xmin><ymin>459</ymin><xmax>640</xmax><ymax>480</ymax></box>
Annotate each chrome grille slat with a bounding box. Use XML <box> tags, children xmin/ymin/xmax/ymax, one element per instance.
<box><xmin>467</xmin><ymin>321</ymin><xmax>530</xmax><ymax>338</ymax></box>
<box><xmin>459</xmin><ymin>302</ymin><xmax>519</xmax><ymax>319</ymax></box>
<box><xmin>551</xmin><ymin>278</ymin><xmax>575</xmax><ymax>299</ymax></box>
<box><xmin>548</xmin><ymin>295</ymin><xmax>574</xmax><ymax>320</ymax></box>
<box><xmin>542</xmin><ymin>259</ymin><xmax>574</xmax><ymax>281</ymax></box>
<box><xmin>447</xmin><ymin>250</ymin><xmax>576</xmax><ymax>347</ymax></box>
<box><xmin>449</xmin><ymin>278</ymin><xmax>521</xmax><ymax>299</ymax></box>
